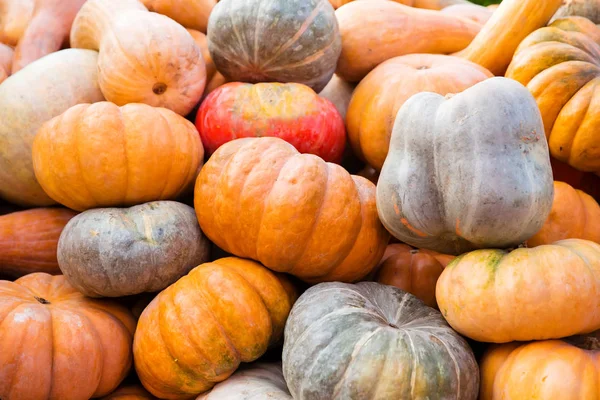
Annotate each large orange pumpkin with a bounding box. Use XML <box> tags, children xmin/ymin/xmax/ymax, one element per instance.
<box><xmin>347</xmin><ymin>54</ymin><xmax>492</xmax><ymax>170</ymax></box>
<box><xmin>0</xmin><ymin>273</ymin><xmax>136</xmax><ymax>399</ymax></box>
<box><xmin>506</xmin><ymin>17</ymin><xmax>600</xmax><ymax>173</ymax></box>
<box><xmin>436</xmin><ymin>239</ymin><xmax>600</xmax><ymax>343</ymax></box>
<box><xmin>70</xmin><ymin>0</ymin><xmax>206</xmax><ymax>116</ymax></box>
<box><xmin>32</xmin><ymin>102</ymin><xmax>204</xmax><ymax>211</ymax></box>
<box><xmin>140</xmin><ymin>0</ymin><xmax>216</xmax><ymax>32</ymax></box>
<box><xmin>528</xmin><ymin>181</ymin><xmax>600</xmax><ymax>246</ymax></box>
<box><xmin>194</xmin><ymin>137</ymin><xmax>390</xmax><ymax>283</ymax></box>
<box><xmin>134</xmin><ymin>257</ymin><xmax>297</xmax><ymax>399</ymax></box>
<box><xmin>0</xmin><ymin>208</ymin><xmax>77</xmax><ymax>278</ymax></box>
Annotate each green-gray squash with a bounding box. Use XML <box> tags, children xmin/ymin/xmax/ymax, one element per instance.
<box><xmin>282</xmin><ymin>281</ymin><xmax>479</xmax><ymax>400</ymax></box>
<box><xmin>207</xmin><ymin>0</ymin><xmax>341</xmax><ymax>93</ymax></box>
<box><xmin>376</xmin><ymin>77</ymin><xmax>554</xmax><ymax>255</ymax></box>
<box><xmin>57</xmin><ymin>201</ymin><xmax>210</xmax><ymax>297</ymax></box>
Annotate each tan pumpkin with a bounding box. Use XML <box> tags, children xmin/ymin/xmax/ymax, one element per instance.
<box><xmin>318</xmin><ymin>74</ymin><xmax>356</xmax><ymax>120</ymax></box>
<box><xmin>33</xmin><ymin>102</ymin><xmax>204</xmax><ymax>211</ymax></box>
<box><xmin>441</xmin><ymin>4</ymin><xmax>495</xmax><ymax>25</ymax></box>
<box><xmin>347</xmin><ymin>54</ymin><xmax>492</xmax><ymax>170</ymax></box>
<box><xmin>70</xmin><ymin>0</ymin><xmax>206</xmax><ymax>116</ymax></box>
<box><xmin>141</xmin><ymin>0</ymin><xmax>216</xmax><ymax>32</ymax></box>
<box><xmin>335</xmin><ymin>1</ymin><xmax>482</xmax><ymax>82</ymax></box>
<box><xmin>194</xmin><ymin>137</ymin><xmax>390</xmax><ymax>283</ymax></box>
<box><xmin>552</xmin><ymin>0</ymin><xmax>600</xmax><ymax>24</ymax></box>
<box><xmin>0</xmin><ymin>48</ymin><xmax>104</xmax><ymax>207</ymax></box>
<box><xmin>0</xmin><ymin>0</ymin><xmax>34</xmax><ymax>46</ymax></box>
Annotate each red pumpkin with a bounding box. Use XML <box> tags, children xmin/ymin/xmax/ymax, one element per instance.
<box><xmin>196</xmin><ymin>82</ymin><xmax>346</xmax><ymax>163</ymax></box>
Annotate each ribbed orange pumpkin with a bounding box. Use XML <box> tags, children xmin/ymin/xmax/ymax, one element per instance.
<box><xmin>134</xmin><ymin>257</ymin><xmax>297</xmax><ymax>399</ymax></box>
<box><xmin>32</xmin><ymin>102</ymin><xmax>204</xmax><ymax>211</ymax></box>
<box><xmin>347</xmin><ymin>54</ymin><xmax>493</xmax><ymax>170</ymax></box>
<box><xmin>194</xmin><ymin>137</ymin><xmax>390</xmax><ymax>283</ymax></box>
<box><xmin>506</xmin><ymin>17</ymin><xmax>600</xmax><ymax>173</ymax></box>
<box><xmin>70</xmin><ymin>0</ymin><xmax>206</xmax><ymax>116</ymax></box>
<box><xmin>528</xmin><ymin>181</ymin><xmax>600</xmax><ymax>246</ymax></box>
<box><xmin>141</xmin><ymin>0</ymin><xmax>216</xmax><ymax>32</ymax></box>
<box><xmin>0</xmin><ymin>208</ymin><xmax>77</xmax><ymax>278</ymax></box>
<box><xmin>0</xmin><ymin>273</ymin><xmax>136</xmax><ymax>400</ymax></box>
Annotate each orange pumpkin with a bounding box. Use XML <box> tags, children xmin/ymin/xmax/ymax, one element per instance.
<box><xmin>0</xmin><ymin>208</ymin><xmax>77</xmax><ymax>278</ymax></box>
<box><xmin>506</xmin><ymin>17</ymin><xmax>600</xmax><ymax>173</ymax></box>
<box><xmin>0</xmin><ymin>0</ymin><xmax>34</xmax><ymax>46</ymax></box>
<box><xmin>32</xmin><ymin>102</ymin><xmax>204</xmax><ymax>211</ymax></box>
<box><xmin>194</xmin><ymin>137</ymin><xmax>390</xmax><ymax>283</ymax></box>
<box><xmin>0</xmin><ymin>273</ymin><xmax>136</xmax><ymax>399</ymax></box>
<box><xmin>347</xmin><ymin>54</ymin><xmax>492</xmax><ymax>170</ymax></box>
<box><xmin>70</xmin><ymin>0</ymin><xmax>206</xmax><ymax>116</ymax></box>
<box><xmin>436</xmin><ymin>239</ymin><xmax>600</xmax><ymax>343</ymax></box>
<box><xmin>374</xmin><ymin>243</ymin><xmax>454</xmax><ymax>308</ymax></box>
<box><xmin>335</xmin><ymin>1</ymin><xmax>482</xmax><ymax>82</ymax></box>
<box><xmin>413</xmin><ymin>0</ymin><xmax>471</xmax><ymax>9</ymax></box>
<box><xmin>528</xmin><ymin>181</ymin><xmax>600</xmax><ymax>246</ymax></box>
<box><xmin>551</xmin><ymin>157</ymin><xmax>600</xmax><ymax>202</ymax></box>
<box><xmin>186</xmin><ymin>29</ymin><xmax>216</xmax><ymax>84</ymax></box>
<box><xmin>102</xmin><ymin>384</ymin><xmax>157</xmax><ymax>400</ymax></box>
<box><xmin>141</xmin><ymin>0</ymin><xmax>216</xmax><ymax>32</ymax></box>
<box><xmin>134</xmin><ymin>257</ymin><xmax>297</xmax><ymax>399</ymax></box>
<box><xmin>441</xmin><ymin>4</ymin><xmax>495</xmax><ymax>25</ymax></box>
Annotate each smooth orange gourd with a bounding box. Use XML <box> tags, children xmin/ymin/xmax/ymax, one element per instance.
<box><xmin>141</xmin><ymin>0</ymin><xmax>216</xmax><ymax>32</ymax></box>
<box><xmin>0</xmin><ymin>0</ymin><xmax>34</xmax><ymax>46</ymax></box>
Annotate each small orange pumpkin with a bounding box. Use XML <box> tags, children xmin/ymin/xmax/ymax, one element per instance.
<box><xmin>141</xmin><ymin>0</ymin><xmax>216</xmax><ymax>32</ymax></box>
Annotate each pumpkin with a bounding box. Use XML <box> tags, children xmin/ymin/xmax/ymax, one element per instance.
<box><xmin>505</xmin><ymin>17</ymin><xmax>600</xmax><ymax>173</ymax></box>
<box><xmin>347</xmin><ymin>54</ymin><xmax>492</xmax><ymax>171</ymax></box>
<box><xmin>0</xmin><ymin>0</ymin><xmax>34</xmax><ymax>46</ymax></box>
<box><xmin>437</xmin><ymin>239</ymin><xmax>600</xmax><ymax>343</ymax></box>
<box><xmin>551</xmin><ymin>157</ymin><xmax>600</xmax><ymax>202</ymax></box>
<box><xmin>0</xmin><ymin>42</ymin><xmax>13</xmax><ymax>80</ymax></box>
<box><xmin>374</xmin><ymin>243</ymin><xmax>454</xmax><ymax>308</ymax></box>
<box><xmin>32</xmin><ymin>102</ymin><xmax>203</xmax><ymax>211</ymax></box>
<box><xmin>140</xmin><ymin>0</ymin><xmax>216</xmax><ymax>32</ymax></box>
<box><xmin>283</xmin><ymin>282</ymin><xmax>479</xmax><ymax>399</ymax></box>
<box><xmin>480</xmin><ymin>331</ymin><xmax>600</xmax><ymax>400</ymax></box>
<box><xmin>58</xmin><ymin>201</ymin><xmax>211</xmax><ymax>298</ymax></box>
<box><xmin>357</xmin><ymin>165</ymin><xmax>379</xmax><ymax>185</ymax></box>
<box><xmin>335</xmin><ymin>1</ymin><xmax>482</xmax><ymax>82</ymax></box>
<box><xmin>413</xmin><ymin>0</ymin><xmax>471</xmax><ymax>9</ymax></box>
<box><xmin>194</xmin><ymin>137</ymin><xmax>390</xmax><ymax>283</ymax></box>
<box><xmin>441</xmin><ymin>4</ymin><xmax>495</xmax><ymax>25</ymax></box>
<box><xmin>102</xmin><ymin>385</ymin><xmax>158</xmax><ymax>400</ymax></box>
<box><xmin>0</xmin><ymin>49</ymin><xmax>104</xmax><ymax>207</ymax></box>
<box><xmin>187</xmin><ymin>29</ymin><xmax>216</xmax><ymax>84</ymax></box>
<box><xmin>457</xmin><ymin>0</ymin><xmax>564</xmax><ymax>75</ymax></box>
<box><xmin>0</xmin><ymin>273</ymin><xmax>136</xmax><ymax>399</ymax></box>
<box><xmin>70</xmin><ymin>0</ymin><xmax>206</xmax><ymax>116</ymax></box>
<box><xmin>133</xmin><ymin>257</ymin><xmax>297</xmax><ymax>399</ymax></box>
<box><xmin>11</xmin><ymin>0</ymin><xmax>86</xmax><ymax>72</ymax></box>
<box><xmin>377</xmin><ymin>77</ymin><xmax>554</xmax><ymax>254</ymax></box>
<box><xmin>197</xmin><ymin>363</ymin><xmax>291</xmax><ymax>400</ymax></box>
<box><xmin>0</xmin><ymin>208</ymin><xmax>77</xmax><ymax>278</ymax></box>
<box><xmin>195</xmin><ymin>82</ymin><xmax>346</xmax><ymax>162</ymax></box>
<box><xmin>552</xmin><ymin>0</ymin><xmax>600</xmax><ymax>24</ymax></box>
<box><xmin>207</xmin><ymin>0</ymin><xmax>341</xmax><ymax>93</ymax></box>
<box><xmin>318</xmin><ymin>74</ymin><xmax>356</xmax><ymax>120</ymax></box>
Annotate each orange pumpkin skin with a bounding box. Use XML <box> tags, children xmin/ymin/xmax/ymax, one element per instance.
<box><xmin>32</xmin><ymin>102</ymin><xmax>203</xmax><ymax>212</ymax></box>
<box><xmin>436</xmin><ymin>239</ymin><xmax>600</xmax><ymax>343</ymax></box>
<box><xmin>0</xmin><ymin>0</ymin><xmax>34</xmax><ymax>46</ymax></box>
<box><xmin>141</xmin><ymin>0</ymin><xmax>216</xmax><ymax>32</ymax></box>
<box><xmin>70</xmin><ymin>0</ymin><xmax>206</xmax><ymax>116</ymax></box>
<box><xmin>347</xmin><ymin>54</ymin><xmax>493</xmax><ymax>170</ymax></box>
<box><xmin>506</xmin><ymin>18</ymin><xmax>600</xmax><ymax>173</ymax></box>
<box><xmin>102</xmin><ymin>384</ymin><xmax>157</xmax><ymax>400</ymax></box>
<box><xmin>413</xmin><ymin>0</ymin><xmax>471</xmax><ymax>9</ymax></box>
<box><xmin>133</xmin><ymin>257</ymin><xmax>297</xmax><ymax>399</ymax></box>
<box><xmin>194</xmin><ymin>137</ymin><xmax>390</xmax><ymax>283</ymax></box>
<box><xmin>551</xmin><ymin>157</ymin><xmax>600</xmax><ymax>202</ymax></box>
<box><xmin>187</xmin><ymin>29</ymin><xmax>216</xmax><ymax>84</ymax></box>
<box><xmin>528</xmin><ymin>181</ymin><xmax>600</xmax><ymax>246</ymax></box>
<box><xmin>0</xmin><ymin>208</ymin><xmax>77</xmax><ymax>278</ymax></box>
<box><xmin>0</xmin><ymin>43</ymin><xmax>13</xmax><ymax>81</ymax></box>
<box><xmin>335</xmin><ymin>1</ymin><xmax>482</xmax><ymax>82</ymax></box>
<box><xmin>0</xmin><ymin>273</ymin><xmax>136</xmax><ymax>400</ymax></box>
<box><xmin>375</xmin><ymin>244</ymin><xmax>455</xmax><ymax>308</ymax></box>
<box><xmin>441</xmin><ymin>4</ymin><xmax>494</xmax><ymax>25</ymax></box>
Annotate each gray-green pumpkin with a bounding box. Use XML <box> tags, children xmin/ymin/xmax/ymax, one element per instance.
<box><xmin>282</xmin><ymin>281</ymin><xmax>479</xmax><ymax>400</ymax></box>
<box><xmin>57</xmin><ymin>201</ymin><xmax>210</xmax><ymax>297</ymax></box>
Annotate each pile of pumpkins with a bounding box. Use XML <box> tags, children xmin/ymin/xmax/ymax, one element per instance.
<box><xmin>1</xmin><ymin>0</ymin><xmax>600</xmax><ymax>398</ymax></box>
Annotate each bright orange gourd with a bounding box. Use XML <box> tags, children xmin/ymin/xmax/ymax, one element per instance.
<box><xmin>141</xmin><ymin>0</ymin><xmax>216</xmax><ymax>32</ymax></box>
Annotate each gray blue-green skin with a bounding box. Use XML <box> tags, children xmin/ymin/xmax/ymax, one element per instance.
<box><xmin>376</xmin><ymin>77</ymin><xmax>554</xmax><ymax>255</ymax></box>
<box><xmin>207</xmin><ymin>0</ymin><xmax>341</xmax><ymax>93</ymax></box>
<box><xmin>282</xmin><ymin>282</ymin><xmax>479</xmax><ymax>400</ymax></box>
<box><xmin>57</xmin><ymin>201</ymin><xmax>210</xmax><ymax>298</ymax></box>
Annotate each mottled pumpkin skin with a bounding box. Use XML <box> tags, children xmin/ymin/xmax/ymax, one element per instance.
<box><xmin>0</xmin><ymin>208</ymin><xmax>77</xmax><ymax>278</ymax></box>
<box><xmin>70</xmin><ymin>0</ymin><xmax>206</xmax><ymax>116</ymax></box>
<box><xmin>528</xmin><ymin>181</ymin><xmax>600</xmax><ymax>246</ymax></box>
<box><xmin>207</xmin><ymin>0</ymin><xmax>341</xmax><ymax>93</ymax></box>
<box><xmin>506</xmin><ymin>17</ymin><xmax>600</xmax><ymax>173</ymax></box>
<box><xmin>32</xmin><ymin>102</ymin><xmax>204</xmax><ymax>211</ymax></box>
<box><xmin>0</xmin><ymin>273</ymin><xmax>136</xmax><ymax>400</ymax></box>
<box><xmin>141</xmin><ymin>0</ymin><xmax>216</xmax><ymax>32</ymax></box>
<box><xmin>58</xmin><ymin>201</ymin><xmax>211</xmax><ymax>298</ymax></box>
<box><xmin>134</xmin><ymin>257</ymin><xmax>297</xmax><ymax>399</ymax></box>
<box><xmin>0</xmin><ymin>48</ymin><xmax>104</xmax><ymax>207</ymax></box>
<box><xmin>196</xmin><ymin>82</ymin><xmax>346</xmax><ymax>162</ymax></box>
<box><xmin>283</xmin><ymin>282</ymin><xmax>479</xmax><ymax>400</ymax></box>
<box><xmin>194</xmin><ymin>137</ymin><xmax>390</xmax><ymax>283</ymax></box>
<box><xmin>436</xmin><ymin>239</ymin><xmax>600</xmax><ymax>343</ymax></box>
<box><xmin>347</xmin><ymin>54</ymin><xmax>493</xmax><ymax>170</ymax></box>
<box><xmin>377</xmin><ymin>77</ymin><xmax>554</xmax><ymax>255</ymax></box>
<box><xmin>196</xmin><ymin>363</ymin><xmax>291</xmax><ymax>400</ymax></box>
<box><xmin>102</xmin><ymin>384</ymin><xmax>158</xmax><ymax>400</ymax></box>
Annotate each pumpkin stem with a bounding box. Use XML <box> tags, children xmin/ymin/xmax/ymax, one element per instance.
<box><xmin>564</xmin><ymin>331</ymin><xmax>600</xmax><ymax>351</ymax></box>
<box><xmin>152</xmin><ymin>82</ymin><xmax>168</xmax><ymax>95</ymax></box>
<box><xmin>34</xmin><ymin>296</ymin><xmax>51</xmax><ymax>305</ymax></box>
